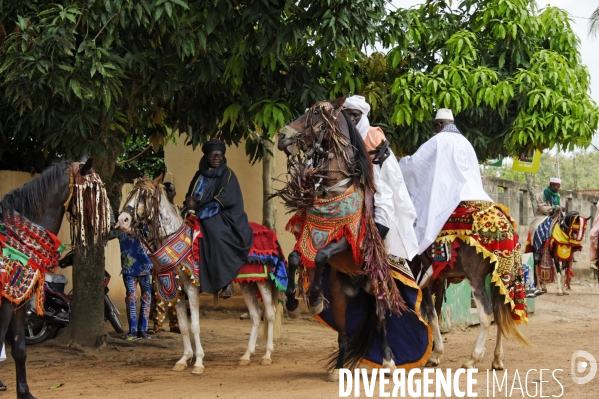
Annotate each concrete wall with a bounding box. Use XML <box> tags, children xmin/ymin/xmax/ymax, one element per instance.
<box><xmin>482</xmin><ymin>176</ymin><xmax>598</xmax><ymax>278</ymax></box>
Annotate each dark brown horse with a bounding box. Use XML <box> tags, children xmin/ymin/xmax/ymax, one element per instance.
<box><xmin>0</xmin><ymin>159</ymin><xmax>110</xmax><ymax>399</ymax></box>
<box><xmin>277</xmin><ymin>98</ymin><xmax>410</xmax><ymax>380</ymax></box>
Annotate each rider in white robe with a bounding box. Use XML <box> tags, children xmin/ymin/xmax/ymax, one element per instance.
<box><xmin>399</xmin><ymin>108</ymin><xmax>493</xmax><ymax>256</ymax></box>
<box><xmin>343</xmin><ymin>96</ymin><xmax>419</xmax><ymax>261</ymax></box>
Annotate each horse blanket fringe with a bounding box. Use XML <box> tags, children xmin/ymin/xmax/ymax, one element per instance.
<box><xmin>234</xmin><ymin>222</ymin><xmax>288</xmax><ymax>292</ymax></box>
<box><xmin>430</xmin><ymin>201</ymin><xmax>527</xmax><ymax>324</ymax></box>
<box><xmin>148</xmin><ymin>217</ymin><xmax>201</xmax><ymax>304</ymax></box>
<box><xmin>0</xmin><ymin>213</ymin><xmax>65</xmax><ymax>314</ymax></box>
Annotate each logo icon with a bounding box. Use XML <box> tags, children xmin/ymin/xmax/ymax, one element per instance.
<box><xmin>571</xmin><ymin>350</ymin><xmax>597</xmax><ymax>384</ymax></box>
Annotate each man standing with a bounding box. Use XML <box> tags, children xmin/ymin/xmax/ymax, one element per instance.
<box><xmin>342</xmin><ymin>95</ymin><xmax>419</xmax><ymax>262</ymax></box>
<box><xmin>185</xmin><ymin>139</ymin><xmax>253</xmax><ymax>298</ymax></box>
<box><xmin>399</xmin><ymin>108</ymin><xmax>494</xmax><ymax>285</ymax></box>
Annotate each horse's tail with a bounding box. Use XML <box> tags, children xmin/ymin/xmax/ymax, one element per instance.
<box><xmin>326</xmin><ymin>292</ymin><xmax>378</xmax><ymax>370</ymax></box>
<box><xmin>491</xmin><ymin>284</ymin><xmax>532</xmax><ymax>347</ymax></box>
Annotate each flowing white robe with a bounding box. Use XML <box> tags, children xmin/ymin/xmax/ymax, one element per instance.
<box><xmin>399</xmin><ymin>130</ymin><xmax>493</xmax><ymax>254</ymax></box>
<box><xmin>364</xmin><ymin>127</ymin><xmax>419</xmax><ymax>260</ymax></box>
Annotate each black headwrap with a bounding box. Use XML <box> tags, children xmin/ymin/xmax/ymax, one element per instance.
<box><xmin>201</xmin><ymin>139</ymin><xmax>226</xmax><ymax>155</ymax></box>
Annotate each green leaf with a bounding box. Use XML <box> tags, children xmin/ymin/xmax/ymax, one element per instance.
<box><xmin>70</xmin><ymin>80</ymin><xmax>82</xmax><ymax>99</ymax></box>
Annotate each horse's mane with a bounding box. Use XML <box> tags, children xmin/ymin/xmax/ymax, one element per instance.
<box><xmin>1</xmin><ymin>161</ymin><xmax>70</xmax><ymax>221</ymax></box>
<box><xmin>340</xmin><ymin>109</ymin><xmax>375</xmax><ymax>193</ymax></box>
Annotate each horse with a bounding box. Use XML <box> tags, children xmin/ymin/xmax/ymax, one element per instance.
<box><xmin>528</xmin><ymin>211</ymin><xmax>587</xmax><ymax>296</ymax></box>
<box><xmin>0</xmin><ymin>159</ymin><xmax>111</xmax><ymax>399</ymax></box>
<box><xmin>277</xmin><ymin>98</ymin><xmax>431</xmax><ymax>381</ymax></box>
<box><xmin>118</xmin><ymin>175</ymin><xmax>285</xmax><ymax>371</ymax></box>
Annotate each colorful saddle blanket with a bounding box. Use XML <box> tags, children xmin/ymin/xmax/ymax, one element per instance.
<box><xmin>234</xmin><ymin>222</ymin><xmax>288</xmax><ymax>292</ymax></box>
<box><xmin>429</xmin><ymin>201</ymin><xmax>527</xmax><ymax>324</ymax></box>
<box><xmin>286</xmin><ymin>185</ymin><xmax>364</xmax><ymax>269</ymax></box>
<box><xmin>0</xmin><ymin>213</ymin><xmax>65</xmax><ymax>314</ymax></box>
<box><xmin>148</xmin><ymin>217</ymin><xmax>201</xmax><ymax>303</ymax></box>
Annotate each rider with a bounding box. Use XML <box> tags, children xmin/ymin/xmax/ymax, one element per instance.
<box><xmin>185</xmin><ymin>139</ymin><xmax>253</xmax><ymax>299</ymax></box>
<box><xmin>149</xmin><ymin>182</ymin><xmax>181</xmax><ymax>334</ymax></box>
<box><xmin>342</xmin><ymin>95</ymin><xmax>419</xmax><ymax>262</ymax></box>
<box><xmin>527</xmin><ymin>178</ymin><xmax>566</xmax><ymax>294</ymax></box>
<box><xmin>398</xmin><ymin>108</ymin><xmax>494</xmax><ymax>286</ymax></box>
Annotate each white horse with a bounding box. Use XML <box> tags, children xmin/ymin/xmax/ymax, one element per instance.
<box><xmin>119</xmin><ymin>175</ymin><xmax>283</xmax><ymax>371</ymax></box>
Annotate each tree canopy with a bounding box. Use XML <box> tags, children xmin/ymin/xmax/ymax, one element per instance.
<box><xmin>386</xmin><ymin>0</ymin><xmax>598</xmax><ymax>159</ymax></box>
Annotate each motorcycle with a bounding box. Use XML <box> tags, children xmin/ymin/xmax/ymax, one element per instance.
<box><xmin>25</xmin><ymin>251</ymin><xmax>124</xmax><ymax>344</ymax></box>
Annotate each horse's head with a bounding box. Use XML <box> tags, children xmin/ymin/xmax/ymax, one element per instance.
<box><xmin>277</xmin><ymin>97</ymin><xmax>347</xmax><ymax>156</ymax></box>
<box><xmin>560</xmin><ymin>211</ymin><xmax>588</xmax><ymax>241</ymax></box>
<box><xmin>119</xmin><ymin>174</ymin><xmax>182</xmax><ymax>249</ymax></box>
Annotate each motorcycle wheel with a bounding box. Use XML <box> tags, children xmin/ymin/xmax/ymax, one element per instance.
<box><xmin>25</xmin><ymin>318</ymin><xmax>57</xmax><ymax>345</ymax></box>
<box><xmin>104</xmin><ymin>295</ymin><xmax>124</xmax><ymax>334</ymax></box>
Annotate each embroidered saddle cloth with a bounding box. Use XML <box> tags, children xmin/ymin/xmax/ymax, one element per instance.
<box><xmin>0</xmin><ymin>213</ymin><xmax>65</xmax><ymax>314</ymax></box>
<box><xmin>429</xmin><ymin>201</ymin><xmax>527</xmax><ymax>324</ymax></box>
<box><xmin>148</xmin><ymin>218</ymin><xmax>201</xmax><ymax>304</ymax></box>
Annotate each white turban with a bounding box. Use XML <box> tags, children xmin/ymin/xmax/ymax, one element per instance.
<box><xmin>344</xmin><ymin>95</ymin><xmax>371</xmax><ymax>140</ymax></box>
<box><xmin>550</xmin><ymin>177</ymin><xmax>562</xmax><ymax>185</ymax></box>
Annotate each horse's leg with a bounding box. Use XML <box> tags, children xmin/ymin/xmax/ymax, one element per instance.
<box><xmin>554</xmin><ymin>257</ymin><xmax>564</xmax><ymax>296</ymax></box>
<box><xmin>172</xmin><ymin>295</ymin><xmax>193</xmax><ymax>371</ymax></box>
<box><xmin>239</xmin><ymin>282</ymin><xmax>260</xmax><ymax>366</ymax></box>
<box><xmin>9</xmin><ymin>304</ymin><xmax>35</xmax><ymax>399</ymax></box>
<box><xmin>213</xmin><ymin>293</ymin><xmax>219</xmax><ymax>310</ymax></box>
<box><xmin>185</xmin><ymin>279</ymin><xmax>204</xmax><ymax>374</ymax></box>
<box><xmin>310</xmin><ymin>238</ymin><xmax>349</xmax><ymax>315</ymax></box>
<box><xmin>421</xmin><ymin>286</ymin><xmax>444</xmax><ymax>367</ymax></box>
<box><xmin>285</xmin><ymin>250</ymin><xmax>301</xmax><ymax>318</ymax></box>
<box><xmin>256</xmin><ymin>281</ymin><xmax>276</xmax><ymax>365</ymax></box>
<box><xmin>326</xmin><ymin>269</ymin><xmax>350</xmax><ymax>382</ymax></box>
<box><xmin>492</xmin><ymin>320</ymin><xmax>505</xmax><ymax>370</ymax></box>
<box><xmin>377</xmin><ymin>318</ymin><xmax>396</xmax><ymax>369</ymax></box>
<box><xmin>462</xmin><ymin>276</ymin><xmax>494</xmax><ymax>369</ymax></box>
<box><xmin>0</xmin><ymin>303</ymin><xmax>14</xmax><ymax>395</ymax></box>
<box><xmin>561</xmin><ymin>260</ymin><xmax>570</xmax><ymax>295</ymax></box>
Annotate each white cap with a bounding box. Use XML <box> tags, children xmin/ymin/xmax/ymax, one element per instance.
<box><xmin>550</xmin><ymin>177</ymin><xmax>561</xmax><ymax>185</ymax></box>
<box><xmin>434</xmin><ymin>108</ymin><xmax>454</xmax><ymax>121</ymax></box>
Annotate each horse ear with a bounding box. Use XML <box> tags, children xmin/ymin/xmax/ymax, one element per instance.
<box><xmin>80</xmin><ymin>158</ymin><xmax>93</xmax><ymax>176</ymax></box>
<box><xmin>152</xmin><ymin>173</ymin><xmax>164</xmax><ymax>187</ymax></box>
<box><xmin>332</xmin><ymin>96</ymin><xmax>347</xmax><ymax>109</ymax></box>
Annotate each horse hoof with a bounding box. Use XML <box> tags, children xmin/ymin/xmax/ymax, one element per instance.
<box><xmin>382</xmin><ymin>359</ymin><xmax>396</xmax><ymax>369</ymax></box>
<box><xmin>557</xmin><ymin>292</ymin><xmax>564</xmax><ymax>296</ymax></box>
<box><xmin>239</xmin><ymin>359</ymin><xmax>251</xmax><ymax>366</ymax></box>
<box><xmin>172</xmin><ymin>363</ymin><xmax>187</xmax><ymax>372</ymax></box>
<box><xmin>287</xmin><ymin>306</ymin><xmax>301</xmax><ymax>319</ymax></box>
<box><xmin>191</xmin><ymin>366</ymin><xmax>205</xmax><ymax>375</ymax></box>
<box><xmin>261</xmin><ymin>358</ymin><xmax>272</xmax><ymax>366</ymax></box>
<box><xmin>492</xmin><ymin>361</ymin><xmax>504</xmax><ymax>370</ymax></box>
<box><xmin>327</xmin><ymin>369</ymin><xmax>340</xmax><ymax>382</ymax></box>
<box><xmin>461</xmin><ymin>362</ymin><xmax>476</xmax><ymax>369</ymax></box>
<box><xmin>309</xmin><ymin>298</ymin><xmax>324</xmax><ymax>315</ymax></box>
<box><xmin>425</xmin><ymin>360</ymin><xmax>440</xmax><ymax>367</ymax></box>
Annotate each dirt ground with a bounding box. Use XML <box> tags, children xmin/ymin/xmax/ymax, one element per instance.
<box><xmin>0</xmin><ymin>279</ymin><xmax>598</xmax><ymax>399</ymax></box>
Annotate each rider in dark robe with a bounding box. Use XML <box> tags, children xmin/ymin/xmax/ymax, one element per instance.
<box><xmin>185</xmin><ymin>139</ymin><xmax>253</xmax><ymax>297</ymax></box>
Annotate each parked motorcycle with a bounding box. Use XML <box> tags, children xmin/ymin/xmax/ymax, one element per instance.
<box><xmin>25</xmin><ymin>251</ymin><xmax>124</xmax><ymax>344</ymax></box>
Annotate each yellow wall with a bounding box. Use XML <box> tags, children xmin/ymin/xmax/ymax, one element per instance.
<box><xmin>163</xmin><ymin>139</ymin><xmax>297</xmax><ymax>256</ymax></box>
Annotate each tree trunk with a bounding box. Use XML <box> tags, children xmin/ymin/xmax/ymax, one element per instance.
<box><xmin>525</xmin><ymin>172</ymin><xmax>538</xmax><ymax>211</ymax></box>
<box><xmin>262</xmin><ymin>140</ymin><xmax>276</xmax><ymax>231</ymax></box>
<box><xmin>66</xmin><ymin>141</ymin><xmax>122</xmax><ymax>346</ymax></box>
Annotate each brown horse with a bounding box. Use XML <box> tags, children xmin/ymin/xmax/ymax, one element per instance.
<box><xmin>277</xmin><ymin>98</ymin><xmax>422</xmax><ymax>380</ymax></box>
<box><xmin>0</xmin><ymin>159</ymin><xmax>110</xmax><ymax>398</ymax></box>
